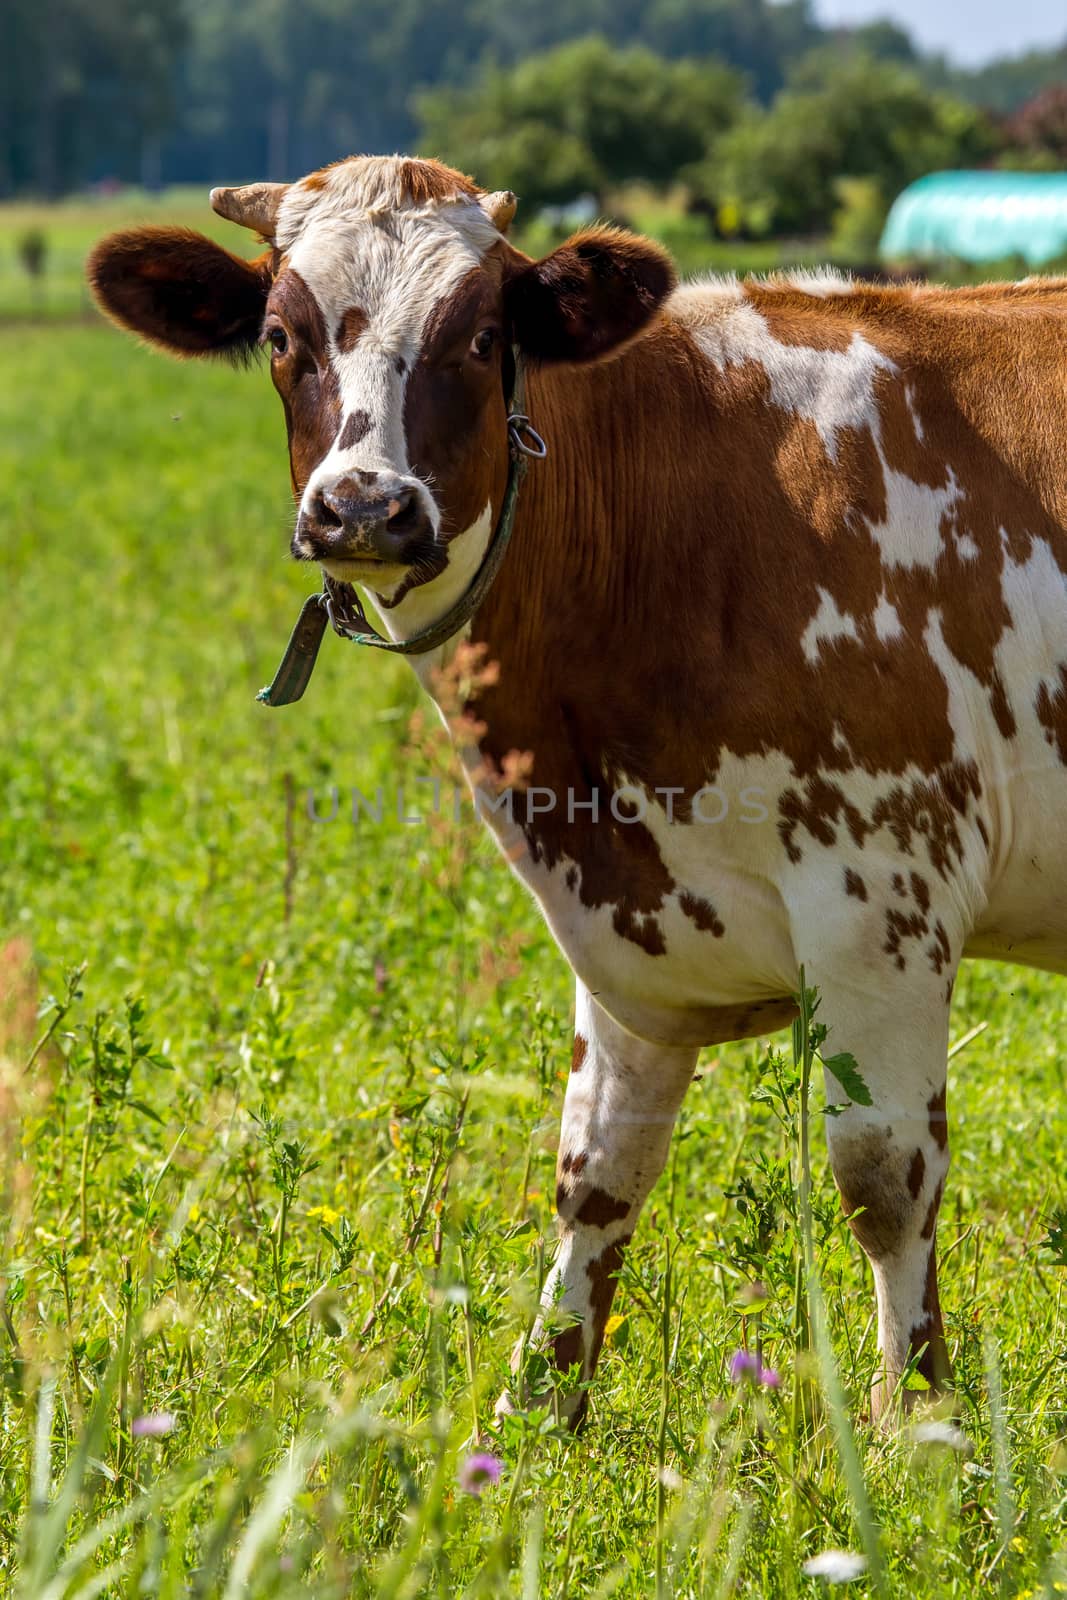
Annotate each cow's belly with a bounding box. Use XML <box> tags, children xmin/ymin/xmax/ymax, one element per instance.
<box><xmin>965</xmin><ymin>762</ymin><xmax>1067</xmax><ymax>974</ymax></box>
<box><xmin>524</xmin><ymin>857</ymin><xmax>799</xmax><ymax>1047</ymax></box>
<box><xmin>958</xmin><ymin>535</ymin><xmax>1067</xmax><ymax>971</ymax></box>
<box><xmin>482</xmin><ymin>722</ymin><xmax>1067</xmax><ymax>1046</ymax></box>
<box><xmin>468</xmin><ymin>749</ymin><xmax>801</xmax><ymax>1045</ymax></box>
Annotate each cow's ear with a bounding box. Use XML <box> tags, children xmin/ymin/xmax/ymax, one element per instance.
<box><xmin>505</xmin><ymin>226</ymin><xmax>675</xmax><ymax>364</ymax></box>
<box><xmin>87</xmin><ymin>227</ymin><xmax>272</xmax><ymax>360</ymax></box>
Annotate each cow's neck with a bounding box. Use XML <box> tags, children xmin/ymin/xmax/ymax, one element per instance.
<box><xmin>447</xmin><ymin>321</ymin><xmax>720</xmax><ymax>808</ymax></box>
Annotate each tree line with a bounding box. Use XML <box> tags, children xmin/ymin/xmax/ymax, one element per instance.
<box><xmin>1</xmin><ymin>0</ymin><xmax>1065</xmax><ymax>234</ymax></box>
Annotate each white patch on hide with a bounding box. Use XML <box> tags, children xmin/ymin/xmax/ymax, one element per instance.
<box><xmin>801</xmin><ymin>586</ymin><xmax>861</xmax><ymax>663</ymax></box>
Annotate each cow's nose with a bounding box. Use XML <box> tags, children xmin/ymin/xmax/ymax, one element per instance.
<box><xmin>298</xmin><ymin>478</ymin><xmax>430</xmax><ymax>563</ymax></box>
<box><xmin>320</xmin><ymin>484</ymin><xmax>416</xmax><ymax>533</ymax></box>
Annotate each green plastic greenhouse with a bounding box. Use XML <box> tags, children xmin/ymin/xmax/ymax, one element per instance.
<box><xmin>880</xmin><ymin>170</ymin><xmax>1067</xmax><ymax>267</ymax></box>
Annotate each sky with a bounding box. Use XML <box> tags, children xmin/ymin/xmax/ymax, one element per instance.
<box><xmin>813</xmin><ymin>0</ymin><xmax>1067</xmax><ymax>66</ymax></box>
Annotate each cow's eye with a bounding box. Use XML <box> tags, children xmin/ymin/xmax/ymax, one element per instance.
<box><xmin>269</xmin><ymin>327</ymin><xmax>289</xmax><ymax>356</ymax></box>
<box><xmin>470</xmin><ymin>327</ymin><xmax>496</xmax><ymax>360</ymax></box>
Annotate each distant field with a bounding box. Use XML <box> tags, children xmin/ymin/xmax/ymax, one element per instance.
<box><xmin>2</xmin><ymin>265</ymin><xmax>1067</xmax><ymax>1592</ymax></box>
<box><xmin>0</xmin><ymin>189</ymin><xmax>259</xmax><ymax>320</ymax></box>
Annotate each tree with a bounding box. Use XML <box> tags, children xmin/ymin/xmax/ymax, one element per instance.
<box><xmin>418</xmin><ymin>36</ymin><xmax>743</xmax><ymax>212</ymax></box>
<box><xmin>933</xmin><ymin>43</ymin><xmax>1067</xmax><ymax>117</ymax></box>
<box><xmin>0</xmin><ymin>0</ymin><xmax>187</xmax><ymax>196</ymax></box>
<box><xmin>692</xmin><ymin>55</ymin><xmax>998</xmax><ymax>238</ymax></box>
<box><xmin>1003</xmin><ymin>85</ymin><xmax>1067</xmax><ymax>170</ymax></box>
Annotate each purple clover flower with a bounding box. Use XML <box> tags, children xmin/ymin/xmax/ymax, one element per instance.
<box><xmin>729</xmin><ymin>1351</ymin><xmax>781</xmax><ymax>1389</ymax></box>
<box><xmin>729</xmin><ymin>1349</ymin><xmax>759</xmax><ymax>1383</ymax></box>
<box><xmin>131</xmin><ymin>1412</ymin><xmax>175</xmax><ymax>1438</ymax></box>
<box><xmin>458</xmin><ymin>1451</ymin><xmax>503</xmax><ymax>1496</ymax></box>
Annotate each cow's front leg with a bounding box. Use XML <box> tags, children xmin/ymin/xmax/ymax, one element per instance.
<box><xmin>501</xmin><ymin>983</ymin><xmax>698</xmax><ymax>1427</ymax></box>
<box><xmin>811</xmin><ymin>966</ymin><xmax>955</xmax><ymax>1421</ymax></box>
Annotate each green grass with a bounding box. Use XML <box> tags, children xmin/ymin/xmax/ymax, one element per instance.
<box><xmin>0</xmin><ymin>189</ymin><xmax>259</xmax><ymax>320</ymax></box>
<box><xmin>2</xmin><ymin>314</ymin><xmax>1067</xmax><ymax>1597</ymax></box>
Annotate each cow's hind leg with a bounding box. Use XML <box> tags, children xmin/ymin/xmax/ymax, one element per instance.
<box><xmin>500</xmin><ymin>982</ymin><xmax>698</xmax><ymax>1427</ymax></box>
<box><xmin>810</xmin><ymin>964</ymin><xmax>956</xmax><ymax>1421</ymax></box>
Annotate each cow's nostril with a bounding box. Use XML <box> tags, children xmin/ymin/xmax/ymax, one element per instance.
<box><xmin>385</xmin><ymin>489</ymin><xmax>419</xmax><ymax>532</ymax></box>
<box><xmin>316</xmin><ymin>489</ymin><xmax>344</xmax><ymax>530</ymax></box>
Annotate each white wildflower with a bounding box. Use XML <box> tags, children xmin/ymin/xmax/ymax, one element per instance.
<box><xmin>802</xmin><ymin>1549</ymin><xmax>868</xmax><ymax>1583</ymax></box>
<box><xmin>910</xmin><ymin>1419</ymin><xmax>973</xmax><ymax>1454</ymax></box>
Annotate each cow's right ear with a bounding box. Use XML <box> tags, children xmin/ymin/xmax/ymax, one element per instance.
<box><xmin>87</xmin><ymin>227</ymin><xmax>272</xmax><ymax>360</ymax></box>
<box><xmin>504</xmin><ymin>226</ymin><xmax>676</xmax><ymax>364</ymax></box>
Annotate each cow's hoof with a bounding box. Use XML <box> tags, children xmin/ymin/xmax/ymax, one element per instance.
<box><xmin>871</xmin><ymin>1379</ymin><xmax>956</xmax><ymax>1429</ymax></box>
<box><xmin>493</xmin><ymin>1388</ymin><xmax>518</xmax><ymax>1423</ymax></box>
<box><xmin>493</xmin><ymin>1385</ymin><xmax>589</xmax><ymax>1433</ymax></box>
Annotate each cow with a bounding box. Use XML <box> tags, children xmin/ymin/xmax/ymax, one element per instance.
<box><xmin>87</xmin><ymin>155</ymin><xmax>1067</xmax><ymax>1425</ymax></box>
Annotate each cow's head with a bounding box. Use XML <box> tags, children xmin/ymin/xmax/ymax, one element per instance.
<box><xmin>88</xmin><ymin>156</ymin><xmax>674</xmax><ymax>619</ymax></box>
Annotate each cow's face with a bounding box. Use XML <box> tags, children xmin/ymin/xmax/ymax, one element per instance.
<box><xmin>88</xmin><ymin>157</ymin><xmax>674</xmax><ymax>614</ymax></box>
<box><xmin>265</xmin><ymin>164</ymin><xmax>516</xmax><ymax>598</ymax></box>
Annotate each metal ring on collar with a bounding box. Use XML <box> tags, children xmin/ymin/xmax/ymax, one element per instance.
<box><xmin>508</xmin><ymin>414</ymin><xmax>548</xmax><ymax>459</ymax></box>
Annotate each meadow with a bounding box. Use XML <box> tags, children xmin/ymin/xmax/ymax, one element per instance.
<box><xmin>1</xmin><ymin>198</ymin><xmax>1067</xmax><ymax>1598</ymax></box>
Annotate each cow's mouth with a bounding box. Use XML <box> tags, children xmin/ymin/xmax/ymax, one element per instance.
<box><xmin>320</xmin><ymin>553</ymin><xmax>399</xmax><ymax>578</ymax></box>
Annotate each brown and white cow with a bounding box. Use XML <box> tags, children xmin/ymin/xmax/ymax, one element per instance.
<box><xmin>88</xmin><ymin>155</ymin><xmax>1067</xmax><ymax>1422</ymax></box>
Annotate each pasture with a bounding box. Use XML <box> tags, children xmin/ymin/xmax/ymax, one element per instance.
<box><xmin>2</xmin><ymin>228</ymin><xmax>1067</xmax><ymax>1597</ymax></box>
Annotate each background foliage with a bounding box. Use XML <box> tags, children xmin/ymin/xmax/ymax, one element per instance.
<box><xmin>1</xmin><ymin>0</ymin><xmax>1065</xmax><ymax>242</ymax></box>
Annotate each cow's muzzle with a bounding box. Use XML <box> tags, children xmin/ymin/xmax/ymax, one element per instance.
<box><xmin>295</xmin><ymin>474</ymin><xmax>434</xmax><ymax>565</ymax></box>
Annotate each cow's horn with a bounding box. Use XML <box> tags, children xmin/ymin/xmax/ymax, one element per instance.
<box><xmin>483</xmin><ymin>190</ymin><xmax>517</xmax><ymax>233</ymax></box>
<box><xmin>210</xmin><ymin>182</ymin><xmax>289</xmax><ymax>236</ymax></box>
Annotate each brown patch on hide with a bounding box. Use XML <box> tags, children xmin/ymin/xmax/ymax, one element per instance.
<box><xmin>585</xmin><ymin>1235</ymin><xmax>631</xmax><ymax>1369</ymax></box>
<box><xmin>574</xmin><ymin>1188</ymin><xmax>631</xmax><ymax>1228</ymax></box>
<box><xmin>336</xmin><ymin>306</ymin><xmax>368</xmax><ymax>351</ymax></box>
<box><xmin>399</xmin><ymin>158</ymin><xmax>480</xmax><ymax>205</ymax></box>
<box><xmin>337</xmin><ymin>410</ymin><xmax>371</xmax><ymax>450</ymax></box>
<box><xmin>928</xmin><ymin>920</ymin><xmax>952</xmax><ymax>975</ymax></box>
<box><xmin>920</xmin><ymin>1180</ymin><xmax>943</xmax><ymax>1240</ymax></box>
<box><xmin>551</xmin><ymin>1323</ymin><xmax>584</xmax><ymax>1375</ymax></box>
<box><xmin>1037</xmin><ymin>665</ymin><xmax>1067</xmax><ymax>763</ymax></box>
<box><xmin>265</xmin><ymin>267</ymin><xmax>342</xmax><ymax>493</ymax></box>
<box><xmin>834</xmin><ymin>1127</ymin><xmax>925</xmax><ymax>1258</ymax></box>
<box><xmin>908</xmin><ymin>1246</ymin><xmax>953</xmax><ymax>1390</ymax></box>
<box><xmin>884</xmin><ymin>905</ymin><xmax>928</xmax><ymax>971</ymax></box>
<box><xmin>927</xmin><ymin>1085</ymin><xmax>948</xmax><ymax>1151</ymax></box>
<box><xmin>907</xmin><ymin>1147</ymin><xmax>926</xmax><ymax>1199</ymax></box>
<box><xmin>679</xmin><ymin>892</ymin><xmax>725</xmax><ymax>937</ymax></box>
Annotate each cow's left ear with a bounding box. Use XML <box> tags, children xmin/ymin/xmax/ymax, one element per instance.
<box><xmin>87</xmin><ymin>226</ymin><xmax>272</xmax><ymax>360</ymax></box>
<box><xmin>505</xmin><ymin>226</ymin><xmax>676</xmax><ymax>364</ymax></box>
